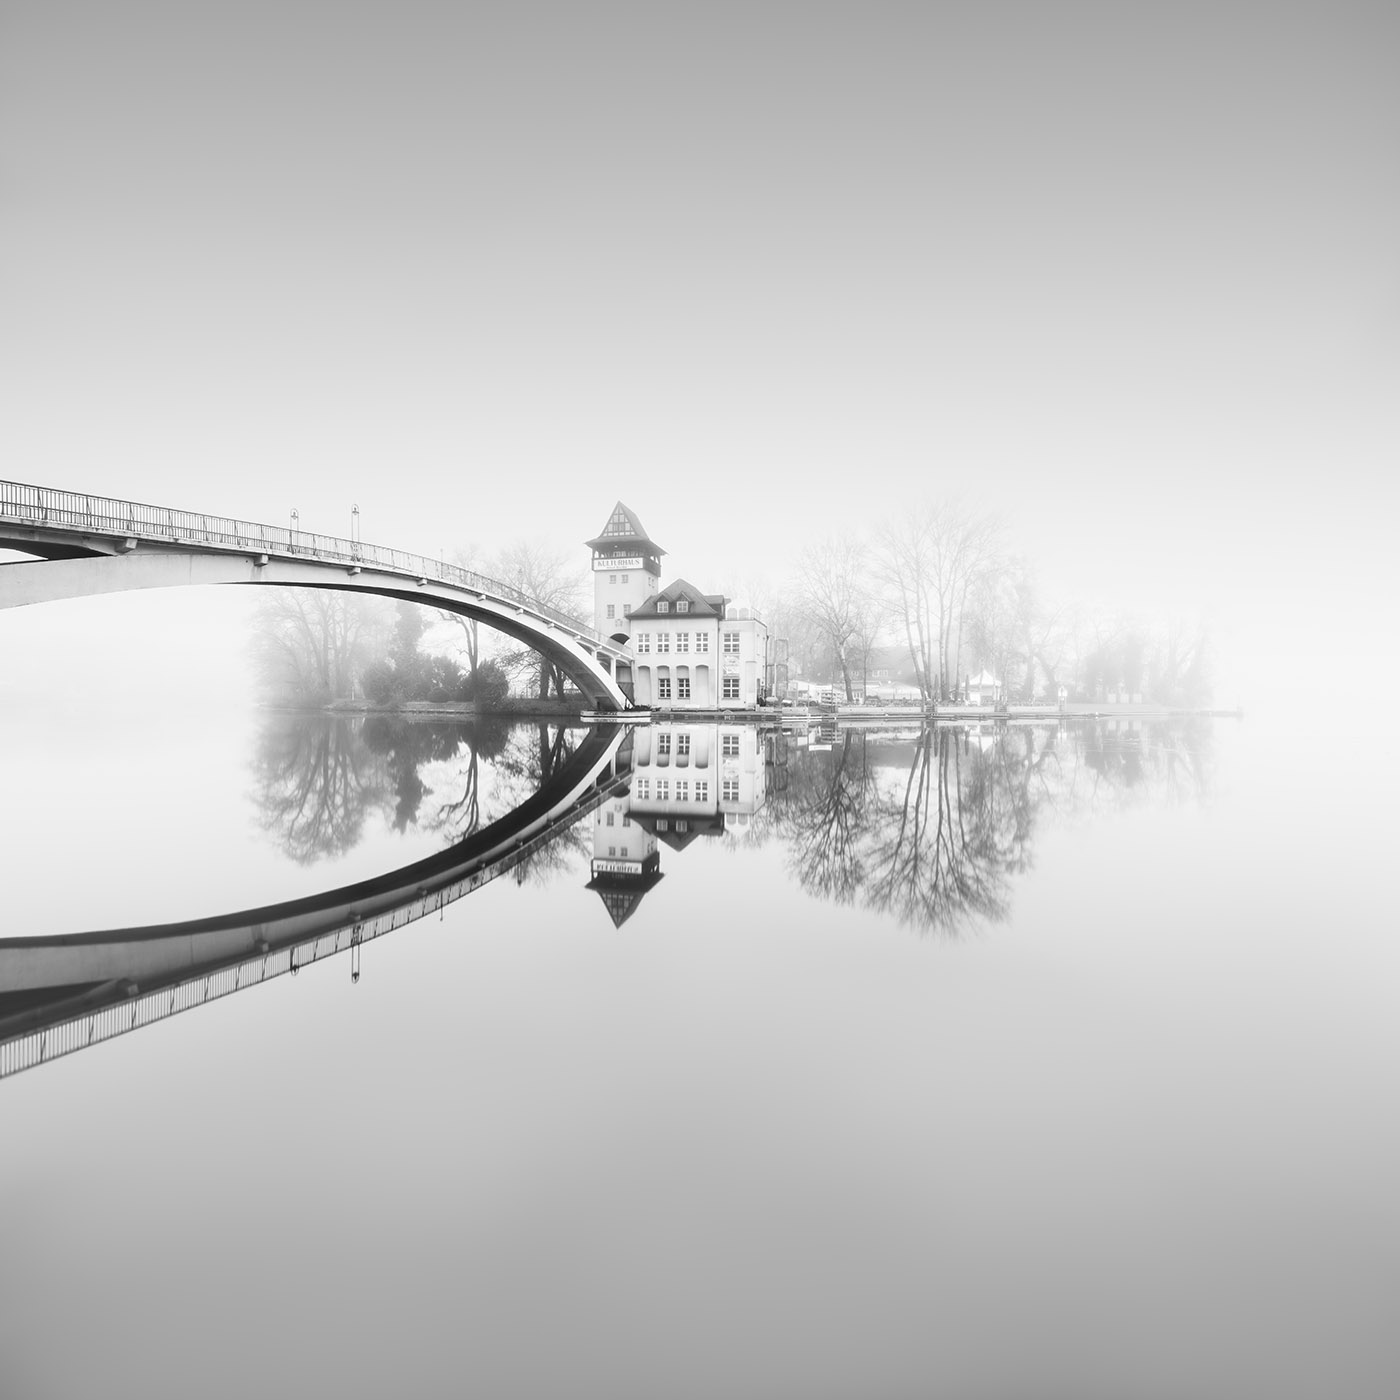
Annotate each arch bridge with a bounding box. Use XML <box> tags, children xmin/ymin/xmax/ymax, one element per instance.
<box><xmin>0</xmin><ymin>479</ymin><xmax>633</xmax><ymax>710</ymax></box>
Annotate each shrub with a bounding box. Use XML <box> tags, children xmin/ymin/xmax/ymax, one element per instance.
<box><xmin>361</xmin><ymin>660</ymin><xmax>398</xmax><ymax>706</ymax></box>
<box><xmin>463</xmin><ymin>660</ymin><xmax>510</xmax><ymax>709</ymax></box>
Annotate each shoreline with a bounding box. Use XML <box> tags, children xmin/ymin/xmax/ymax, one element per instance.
<box><xmin>258</xmin><ymin>698</ymin><xmax>1242</xmax><ymax>725</ymax></box>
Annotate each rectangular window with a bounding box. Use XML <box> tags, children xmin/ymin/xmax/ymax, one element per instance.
<box><xmin>677</xmin><ymin>677</ymin><xmax>691</xmax><ymax>700</ymax></box>
<box><xmin>722</xmin><ymin>734</ymin><xmax>740</xmax><ymax>757</ymax></box>
<box><xmin>657</xmin><ymin>733</ymin><xmax>671</xmax><ymax>756</ymax></box>
<box><xmin>723</xmin><ymin>631</ymin><xmax>740</xmax><ymax>654</ymax></box>
<box><xmin>676</xmin><ymin>819</ymin><xmax>688</xmax><ymax>832</ymax></box>
<box><xmin>696</xmin><ymin>632</ymin><xmax>710</xmax><ymax>653</ymax></box>
<box><xmin>677</xmin><ymin>600</ymin><xmax>690</xmax><ymax>613</ymax></box>
<box><xmin>677</xmin><ymin>734</ymin><xmax>691</xmax><ymax>757</ymax></box>
<box><xmin>622</xmin><ymin>816</ymin><xmax>630</xmax><ymax>828</ymax></box>
<box><xmin>657</xmin><ymin>780</ymin><xmax>669</xmax><ymax>800</ymax></box>
<box><xmin>635</xmin><ymin>778</ymin><xmax>649</xmax><ymax>799</ymax></box>
<box><xmin>695</xmin><ymin>781</ymin><xmax>709</xmax><ymax>802</ymax></box>
<box><xmin>658</xmin><ymin>678</ymin><xmax>672</xmax><ymax>701</ymax></box>
<box><xmin>619</xmin><ymin>574</ymin><xmax>628</xmax><ymax>583</ymax></box>
<box><xmin>610</xmin><ymin>574</ymin><xmax>617</xmax><ymax>585</ymax></box>
<box><xmin>623</xmin><ymin>603</ymin><xmax>631</xmax><ymax>616</ymax></box>
<box><xmin>609</xmin><ymin>845</ymin><xmax>616</xmax><ymax>856</ymax></box>
<box><xmin>676</xmin><ymin>781</ymin><xmax>688</xmax><ymax>800</ymax></box>
<box><xmin>606</xmin><ymin>811</ymin><xmax>614</xmax><ymax>826</ymax></box>
<box><xmin>636</xmin><ymin>633</ymin><xmax>650</xmax><ymax>653</ymax></box>
<box><xmin>657</xmin><ymin>634</ymin><xmax>670</xmax><ymax>653</ymax></box>
<box><xmin>676</xmin><ymin>632</ymin><xmax>689</xmax><ymax>652</ymax></box>
<box><xmin>722</xmin><ymin>779</ymin><xmax>739</xmax><ymax>801</ymax></box>
<box><xmin>723</xmin><ymin>676</ymin><xmax>740</xmax><ymax>699</ymax></box>
<box><xmin>607</xmin><ymin>604</ymin><xmax>615</xmax><ymax>619</ymax></box>
<box><xmin>657</xmin><ymin>600</ymin><xmax>670</xmax><ymax>613</ymax></box>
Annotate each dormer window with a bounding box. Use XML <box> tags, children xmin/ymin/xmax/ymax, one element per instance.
<box><xmin>657</xmin><ymin>600</ymin><xmax>670</xmax><ymax>613</ymax></box>
<box><xmin>677</xmin><ymin>600</ymin><xmax>690</xmax><ymax>613</ymax></box>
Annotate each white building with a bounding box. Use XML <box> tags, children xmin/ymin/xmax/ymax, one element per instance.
<box><xmin>586</xmin><ymin>502</ymin><xmax>771</xmax><ymax>710</ymax></box>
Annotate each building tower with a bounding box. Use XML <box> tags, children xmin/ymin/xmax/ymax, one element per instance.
<box><xmin>586</xmin><ymin>502</ymin><xmax>665</xmax><ymax>640</ymax></box>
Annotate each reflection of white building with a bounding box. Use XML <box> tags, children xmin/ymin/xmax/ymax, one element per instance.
<box><xmin>586</xmin><ymin>722</ymin><xmax>768</xmax><ymax>925</ymax></box>
<box><xmin>629</xmin><ymin>720</ymin><xmax>768</xmax><ymax>834</ymax></box>
<box><xmin>587</xmin><ymin>502</ymin><xmax>771</xmax><ymax>710</ymax></box>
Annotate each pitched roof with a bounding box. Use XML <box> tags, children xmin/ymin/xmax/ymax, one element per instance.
<box><xmin>585</xmin><ymin>866</ymin><xmax>664</xmax><ymax>927</ymax></box>
<box><xmin>629</xmin><ymin>577</ymin><xmax>726</xmax><ymax>619</ymax></box>
<box><xmin>631</xmin><ymin>811</ymin><xmax>727</xmax><ymax>850</ymax></box>
<box><xmin>585</xmin><ymin>501</ymin><xmax>666</xmax><ymax>554</ymax></box>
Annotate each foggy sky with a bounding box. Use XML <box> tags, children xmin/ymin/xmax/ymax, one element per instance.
<box><xmin>2</xmin><ymin>1</ymin><xmax>1397</xmax><ymax>705</ymax></box>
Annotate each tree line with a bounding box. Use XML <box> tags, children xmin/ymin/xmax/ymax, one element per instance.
<box><xmin>248</xmin><ymin>503</ymin><xmax>1212</xmax><ymax>709</ymax></box>
<box><xmin>781</xmin><ymin>502</ymin><xmax>1212</xmax><ymax>706</ymax></box>
<box><xmin>249</xmin><ymin>539</ymin><xmax>587</xmax><ymax>707</ymax></box>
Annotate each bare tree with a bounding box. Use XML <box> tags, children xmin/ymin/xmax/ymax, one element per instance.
<box><xmin>795</xmin><ymin>534</ymin><xmax>868</xmax><ymax>701</ymax></box>
<box><xmin>249</xmin><ymin>590</ymin><xmax>394</xmax><ymax>703</ymax></box>
<box><xmin>964</xmin><ymin>556</ymin><xmax>1069</xmax><ymax>700</ymax></box>
<box><xmin>877</xmin><ymin>503</ymin><xmax>1000</xmax><ymax>702</ymax></box>
<box><xmin>847</xmin><ymin>589</ymin><xmax>890</xmax><ymax>699</ymax></box>
<box><xmin>489</xmin><ymin>541</ymin><xmax>590</xmax><ymax>699</ymax></box>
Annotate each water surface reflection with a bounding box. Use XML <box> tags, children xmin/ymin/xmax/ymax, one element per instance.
<box><xmin>249</xmin><ymin>713</ymin><xmax>1216</xmax><ymax>940</ymax></box>
<box><xmin>253</xmin><ymin>712</ymin><xmax>585</xmax><ymax>863</ymax></box>
<box><xmin>768</xmin><ymin>719</ymin><xmax>1215</xmax><ymax>934</ymax></box>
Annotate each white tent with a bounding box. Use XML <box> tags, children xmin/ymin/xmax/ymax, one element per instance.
<box><xmin>966</xmin><ymin>669</ymin><xmax>1001</xmax><ymax>704</ymax></box>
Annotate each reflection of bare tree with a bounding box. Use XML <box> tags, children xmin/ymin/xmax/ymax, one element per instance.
<box><xmin>494</xmin><ymin>723</ymin><xmax>593</xmax><ymax>885</ymax></box>
<box><xmin>253</xmin><ymin>715</ymin><xmax>391</xmax><ymax>863</ymax></box>
<box><xmin>854</xmin><ymin>734</ymin><xmax>1017</xmax><ymax>934</ymax></box>
<box><xmin>1047</xmin><ymin>718</ymin><xmax>1215</xmax><ymax>819</ymax></box>
<box><xmin>771</xmin><ymin>719</ymin><xmax>1216</xmax><ymax>938</ymax></box>
<box><xmin>782</xmin><ymin>731</ymin><xmax>878</xmax><ymax>903</ymax></box>
<box><xmin>253</xmin><ymin>714</ymin><xmax>521</xmax><ymax>863</ymax></box>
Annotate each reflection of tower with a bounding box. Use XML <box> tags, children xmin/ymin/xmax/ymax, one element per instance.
<box><xmin>585</xmin><ymin>502</ymin><xmax>665</xmax><ymax>640</ymax></box>
<box><xmin>585</xmin><ymin>792</ymin><xmax>662</xmax><ymax>927</ymax></box>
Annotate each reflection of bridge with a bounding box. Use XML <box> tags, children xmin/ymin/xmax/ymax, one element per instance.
<box><xmin>0</xmin><ymin>479</ymin><xmax>633</xmax><ymax>709</ymax></box>
<box><xmin>0</xmin><ymin>727</ymin><xmax>633</xmax><ymax>1080</ymax></box>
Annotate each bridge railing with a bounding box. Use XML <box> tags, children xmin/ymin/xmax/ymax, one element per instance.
<box><xmin>0</xmin><ymin>478</ymin><xmax>610</xmax><ymax>646</ymax></box>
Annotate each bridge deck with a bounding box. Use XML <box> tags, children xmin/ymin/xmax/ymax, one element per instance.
<box><xmin>0</xmin><ymin>477</ymin><xmax>616</xmax><ymax>650</ymax></box>
<box><xmin>1</xmin><ymin>478</ymin><xmax>635</xmax><ymax>707</ymax></box>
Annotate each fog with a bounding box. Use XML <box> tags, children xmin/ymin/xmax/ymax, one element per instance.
<box><xmin>3</xmin><ymin>8</ymin><xmax>1399</xmax><ymax>1396</ymax></box>
<box><xmin>3</xmin><ymin>2</ymin><xmax>1397</xmax><ymax>711</ymax></box>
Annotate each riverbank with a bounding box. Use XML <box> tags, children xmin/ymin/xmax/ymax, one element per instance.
<box><xmin>273</xmin><ymin>697</ymin><xmax>595</xmax><ymax>719</ymax></box>
<box><xmin>833</xmin><ymin>702</ymin><xmax>1241</xmax><ymax>722</ymax></box>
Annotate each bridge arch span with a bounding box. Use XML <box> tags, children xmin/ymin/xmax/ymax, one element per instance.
<box><xmin>0</xmin><ymin>481</ymin><xmax>634</xmax><ymax>709</ymax></box>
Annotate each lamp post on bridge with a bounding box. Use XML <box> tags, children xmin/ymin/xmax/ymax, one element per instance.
<box><xmin>289</xmin><ymin>507</ymin><xmax>298</xmax><ymax>551</ymax></box>
<box><xmin>351</xmin><ymin>503</ymin><xmax>360</xmax><ymax>555</ymax></box>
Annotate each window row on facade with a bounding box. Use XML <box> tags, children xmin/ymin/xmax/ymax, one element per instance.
<box><xmin>647</xmin><ymin>674</ymin><xmax>741</xmax><ymax>700</ymax></box>
<box><xmin>633</xmin><ymin>777</ymin><xmax>741</xmax><ymax>802</ymax></box>
<box><xmin>633</xmin><ymin>630</ymin><xmax>741</xmax><ymax>654</ymax></box>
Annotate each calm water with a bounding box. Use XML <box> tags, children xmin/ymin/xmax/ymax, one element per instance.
<box><xmin>1</xmin><ymin>709</ymin><xmax>1396</xmax><ymax>1399</ymax></box>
